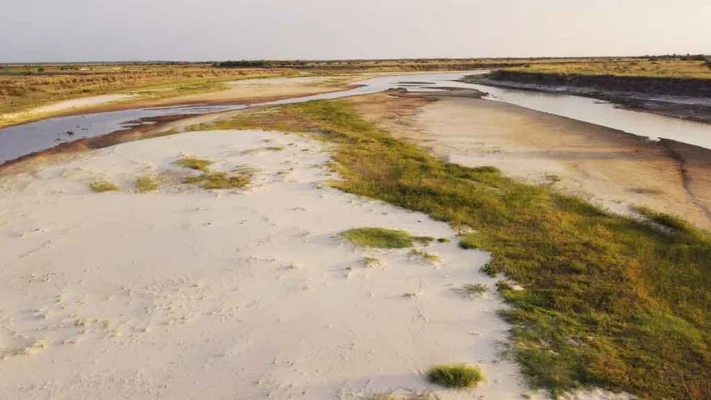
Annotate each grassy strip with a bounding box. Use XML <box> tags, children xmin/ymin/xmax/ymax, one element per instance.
<box><xmin>194</xmin><ymin>100</ymin><xmax>711</xmax><ymax>399</ymax></box>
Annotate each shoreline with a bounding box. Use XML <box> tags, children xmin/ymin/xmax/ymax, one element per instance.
<box><xmin>350</xmin><ymin>93</ymin><xmax>711</xmax><ymax>230</ymax></box>
<box><xmin>4</xmin><ymin>88</ymin><xmax>711</xmax><ymax>231</ymax></box>
<box><xmin>465</xmin><ymin>73</ymin><xmax>711</xmax><ymax>124</ymax></box>
<box><xmin>0</xmin><ymin>85</ymin><xmax>355</xmax><ymax>131</ymax></box>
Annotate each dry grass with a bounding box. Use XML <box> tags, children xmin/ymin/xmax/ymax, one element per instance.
<box><xmin>454</xmin><ymin>283</ymin><xmax>489</xmax><ymax>299</ymax></box>
<box><xmin>89</xmin><ymin>180</ymin><xmax>119</xmax><ymax>193</ymax></box>
<box><xmin>135</xmin><ymin>176</ymin><xmax>158</xmax><ymax>193</ymax></box>
<box><xmin>174</xmin><ymin>157</ymin><xmax>213</xmax><ymax>172</ymax></box>
<box><xmin>408</xmin><ymin>249</ymin><xmax>440</xmax><ymax>264</ymax></box>
<box><xmin>182</xmin><ymin>172</ymin><xmax>251</xmax><ymax>190</ymax></box>
<box><xmin>0</xmin><ymin>63</ymin><xmax>289</xmax><ymax>117</ymax></box>
<box><xmin>506</xmin><ymin>59</ymin><xmax>711</xmax><ymax>79</ymax></box>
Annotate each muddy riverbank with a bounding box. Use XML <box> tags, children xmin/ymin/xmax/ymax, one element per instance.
<box><xmin>467</xmin><ymin>71</ymin><xmax>711</xmax><ymax>124</ymax></box>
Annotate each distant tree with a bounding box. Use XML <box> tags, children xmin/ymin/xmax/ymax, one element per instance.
<box><xmin>37</xmin><ymin>67</ymin><xmax>45</xmax><ymax>72</ymax></box>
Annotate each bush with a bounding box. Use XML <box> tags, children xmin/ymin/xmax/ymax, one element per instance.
<box><xmin>427</xmin><ymin>364</ymin><xmax>485</xmax><ymax>388</ymax></box>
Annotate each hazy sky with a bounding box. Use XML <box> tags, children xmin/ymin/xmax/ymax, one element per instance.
<box><xmin>1</xmin><ymin>0</ymin><xmax>709</xmax><ymax>62</ymax></box>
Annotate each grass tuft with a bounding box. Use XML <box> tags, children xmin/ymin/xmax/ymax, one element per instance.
<box><xmin>174</xmin><ymin>157</ymin><xmax>213</xmax><ymax>172</ymax></box>
<box><xmin>89</xmin><ymin>180</ymin><xmax>119</xmax><ymax>193</ymax></box>
<box><xmin>427</xmin><ymin>364</ymin><xmax>485</xmax><ymax>389</ymax></box>
<box><xmin>183</xmin><ymin>172</ymin><xmax>251</xmax><ymax>190</ymax></box>
<box><xmin>135</xmin><ymin>176</ymin><xmax>158</xmax><ymax>193</ymax></box>
<box><xmin>363</xmin><ymin>257</ymin><xmax>383</xmax><ymax>268</ymax></box>
<box><xmin>409</xmin><ymin>249</ymin><xmax>440</xmax><ymax>264</ymax></box>
<box><xmin>454</xmin><ymin>283</ymin><xmax>489</xmax><ymax>299</ymax></box>
<box><xmin>361</xmin><ymin>391</ymin><xmax>440</xmax><ymax>400</ymax></box>
<box><xmin>342</xmin><ymin>227</ymin><xmax>419</xmax><ymax>249</ymax></box>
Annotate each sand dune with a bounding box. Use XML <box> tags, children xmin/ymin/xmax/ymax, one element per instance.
<box><xmin>0</xmin><ymin>129</ymin><xmax>525</xmax><ymax>399</ymax></box>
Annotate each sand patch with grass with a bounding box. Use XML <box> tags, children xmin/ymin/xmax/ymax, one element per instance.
<box><xmin>0</xmin><ymin>129</ymin><xmax>525</xmax><ymax>399</ymax></box>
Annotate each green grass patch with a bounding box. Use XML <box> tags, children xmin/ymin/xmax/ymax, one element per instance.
<box><xmin>427</xmin><ymin>364</ymin><xmax>485</xmax><ymax>389</ymax></box>
<box><xmin>174</xmin><ymin>157</ymin><xmax>213</xmax><ymax>172</ymax></box>
<box><xmin>193</xmin><ymin>100</ymin><xmax>711</xmax><ymax>399</ymax></box>
<box><xmin>342</xmin><ymin>227</ymin><xmax>420</xmax><ymax>249</ymax></box>
<box><xmin>89</xmin><ymin>180</ymin><xmax>119</xmax><ymax>193</ymax></box>
<box><xmin>135</xmin><ymin>176</ymin><xmax>158</xmax><ymax>193</ymax></box>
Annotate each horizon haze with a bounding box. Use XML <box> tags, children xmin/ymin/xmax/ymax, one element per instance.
<box><xmin>1</xmin><ymin>0</ymin><xmax>710</xmax><ymax>63</ymax></box>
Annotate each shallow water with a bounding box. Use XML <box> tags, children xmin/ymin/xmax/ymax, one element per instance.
<box><xmin>1</xmin><ymin>71</ymin><xmax>710</xmax><ymax>164</ymax></box>
<box><xmin>466</xmin><ymin>83</ymin><xmax>711</xmax><ymax>149</ymax></box>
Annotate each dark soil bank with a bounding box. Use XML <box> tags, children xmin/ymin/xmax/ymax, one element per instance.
<box><xmin>487</xmin><ymin>70</ymin><xmax>711</xmax><ymax>97</ymax></box>
<box><xmin>470</xmin><ymin>71</ymin><xmax>711</xmax><ymax>124</ymax></box>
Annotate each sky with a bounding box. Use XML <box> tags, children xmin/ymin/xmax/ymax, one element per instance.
<box><xmin>1</xmin><ymin>0</ymin><xmax>710</xmax><ymax>62</ymax></box>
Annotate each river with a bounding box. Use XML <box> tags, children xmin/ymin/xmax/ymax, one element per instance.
<box><xmin>1</xmin><ymin>71</ymin><xmax>709</xmax><ymax>165</ymax></box>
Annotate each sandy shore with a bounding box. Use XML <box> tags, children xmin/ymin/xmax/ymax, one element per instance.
<box><xmin>0</xmin><ymin>76</ymin><xmax>358</xmax><ymax>130</ymax></box>
<box><xmin>0</xmin><ymin>128</ymin><xmax>529</xmax><ymax>399</ymax></box>
<box><xmin>350</xmin><ymin>93</ymin><xmax>711</xmax><ymax>230</ymax></box>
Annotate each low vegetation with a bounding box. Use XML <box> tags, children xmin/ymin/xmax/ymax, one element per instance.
<box><xmin>183</xmin><ymin>172</ymin><xmax>251</xmax><ymax>190</ymax></box>
<box><xmin>203</xmin><ymin>100</ymin><xmax>711</xmax><ymax>399</ymax></box>
<box><xmin>342</xmin><ymin>227</ymin><xmax>433</xmax><ymax>249</ymax></box>
<box><xmin>363</xmin><ymin>257</ymin><xmax>383</xmax><ymax>268</ymax></box>
<box><xmin>174</xmin><ymin>157</ymin><xmax>213</xmax><ymax>172</ymax></box>
<box><xmin>454</xmin><ymin>283</ymin><xmax>489</xmax><ymax>299</ymax></box>
<box><xmin>360</xmin><ymin>391</ymin><xmax>439</xmax><ymax>400</ymax></box>
<box><xmin>89</xmin><ymin>180</ymin><xmax>119</xmax><ymax>193</ymax></box>
<box><xmin>135</xmin><ymin>176</ymin><xmax>158</xmax><ymax>193</ymax></box>
<box><xmin>0</xmin><ymin>62</ymin><xmax>287</xmax><ymax>120</ymax></box>
<box><xmin>427</xmin><ymin>364</ymin><xmax>485</xmax><ymax>389</ymax></box>
<box><xmin>408</xmin><ymin>249</ymin><xmax>440</xmax><ymax>264</ymax></box>
<box><xmin>504</xmin><ymin>57</ymin><xmax>711</xmax><ymax>80</ymax></box>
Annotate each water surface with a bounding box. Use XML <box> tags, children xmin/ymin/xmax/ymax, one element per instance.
<box><xmin>1</xmin><ymin>71</ymin><xmax>709</xmax><ymax>165</ymax></box>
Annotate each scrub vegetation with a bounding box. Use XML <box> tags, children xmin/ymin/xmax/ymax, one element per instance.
<box><xmin>0</xmin><ymin>63</ymin><xmax>287</xmax><ymax>118</ymax></box>
<box><xmin>198</xmin><ymin>99</ymin><xmax>711</xmax><ymax>399</ymax></box>
<box><xmin>174</xmin><ymin>157</ymin><xmax>213</xmax><ymax>172</ymax></box>
<box><xmin>183</xmin><ymin>172</ymin><xmax>251</xmax><ymax>190</ymax></box>
<box><xmin>135</xmin><ymin>175</ymin><xmax>158</xmax><ymax>193</ymax></box>
<box><xmin>505</xmin><ymin>57</ymin><xmax>711</xmax><ymax>79</ymax></box>
<box><xmin>89</xmin><ymin>180</ymin><xmax>119</xmax><ymax>193</ymax></box>
<box><xmin>427</xmin><ymin>364</ymin><xmax>485</xmax><ymax>389</ymax></box>
<box><xmin>360</xmin><ymin>391</ymin><xmax>439</xmax><ymax>400</ymax></box>
<box><xmin>408</xmin><ymin>249</ymin><xmax>440</xmax><ymax>264</ymax></box>
<box><xmin>454</xmin><ymin>283</ymin><xmax>489</xmax><ymax>299</ymax></box>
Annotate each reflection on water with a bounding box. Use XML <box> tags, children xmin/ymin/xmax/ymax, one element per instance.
<box><xmin>466</xmin><ymin>83</ymin><xmax>711</xmax><ymax>150</ymax></box>
<box><xmin>1</xmin><ymin>71</ymin><xmax>710</xmax><ymax>165</ymax></box>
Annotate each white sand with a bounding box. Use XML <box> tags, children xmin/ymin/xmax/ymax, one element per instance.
<box><xmin>0</xmin><ymin>129</ymin><xmax>527</xmax><ymax>399</ymax></box>
<box><xmin>228</xmin><ymin>77</ymin><xmax>337</xmax><ymax>86</ymax></box>
<box><xmin>31</xmin><ymin>94</ymin><xmax>137</xmax><ymax>114</ymax></box>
